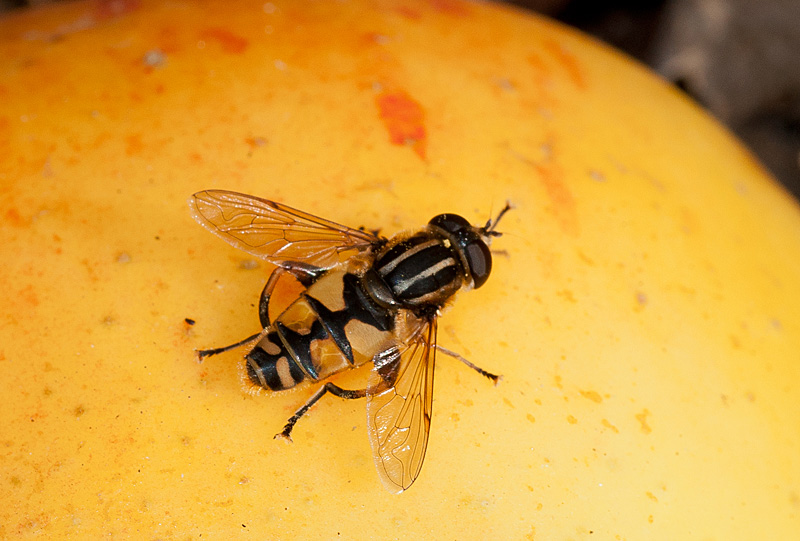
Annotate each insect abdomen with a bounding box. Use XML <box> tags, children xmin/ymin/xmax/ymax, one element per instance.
<box><xmin>245</xmin><ymin>270</ymin><xmax>395</xmax><ymax>391</ymax></box>
<box><xmin>245</xmin><ymin>331</ymin><xmax>307</xmax><ymax>390</ymax></box>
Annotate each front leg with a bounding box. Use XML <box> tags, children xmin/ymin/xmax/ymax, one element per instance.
<box><xmin>434</xmin><ymin>345</ymin><xmax>501</xmax><ymax>384</ymax></box>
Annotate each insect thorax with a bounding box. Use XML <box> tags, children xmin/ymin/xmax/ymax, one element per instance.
<box><xmin>372</xmin><ymin>229</ymin><xmax>464</xmax><ymax>308</ymax></box>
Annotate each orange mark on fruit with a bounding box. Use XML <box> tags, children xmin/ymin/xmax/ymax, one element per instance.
<box><xmin>526</xmin><ymin>51</ymin><xmax>560</xmax><ymax>109</ymax></box>
<box><xmin>601</xmin><ymin>418</ymin><xmax>619</xmax><ymax>433</ymax></box>
<box><xmin>579</xmin><ymin>390</ymin><xmax>603</xmax><ymax>403</ymax></box>
<box><xmin>200</xmin><ymin>28</ymin><xmax>249</xmax><ymax>54</ymax></box>
<box><xmin>395</xmin><ymin>6</ymin><xmax>422</xmax><ymax>19</ymax></box>
<box><xmin>513</xmin><ymin>138</ymin><xmax>578</xmax><ymax>235</ymax></box>
<box><xmin>5</xmin><ymin>208</ymin><xmax>26</xmax><ymax>228</ymax></box>
<box><xmin>394</xmin><ymin>1</ymin><xmax>469</xmax><ymax>19</ymax></box>
<box><xmin>527</xmin><ymin>51</ymin><xmax>548</xmax><ymax>73</ymax></box>
<box><xmin>577</xmin><ymin>250</ymin><xmax>595</xmax><ymax>266</ymax></box>
<box><xmin>532</xmin><ymin>158</ymin><xmax>578</xmax><ymax>236</ymax></box>
<box><xmin>95</xmin><ymin>0</ymin><xmax>141</xmax><ymax>20</ymax></box>
<box><xmin>245</xmin><ymin>136</ymin><xmax>267</xmax><ymax>151</ymax></box>
<box><xmin>125</xmin><ymin>134</ymin><xmax>144</xmax><ymax>157</ymax></box>
<box><xmin>430</xmin><ymin>0</ymin><xmax>470</xmax><ymax>16</ymax></box>
<box><xmin>636</xmin><ymin>409</ymin><xmax>652</xmax><ymax>435</ymax></box>
<box><xmin>361</xmin><ymin>32</ymin><xmax>389</xmax><ymax>45</ymax></box>
<box><xmin>544</xmin><ymin>39</ymin><xmax>586</xmax><ymax>90</ymax></box>
<box><xmin>557</xmin><ymin>289</ymin><xmax>576</xmax><ymax>303</ymax></box>
<box><xmin>156</xmin><ymin>26</ymin><xmax>182</xmax><ymax>55</ymax></box>
<box><xmin>18</xmin><ymin>284</ymin><xmax>40</xmax><ymax>307</ymax></box>
<box><xmin>375</xmin><ymin>90</ymin><xmax>427</xmax><ymax>160</ymax></box>
<box><xmin>0</xmin><ymin>115</ymin><xmax>9</xmax><ymax>150</ymax></box>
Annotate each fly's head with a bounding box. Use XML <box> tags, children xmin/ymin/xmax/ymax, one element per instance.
<box><xmin>428</xmin><ymin>202</ymin><xmax>512</xmax><ymax>290</ymax></box>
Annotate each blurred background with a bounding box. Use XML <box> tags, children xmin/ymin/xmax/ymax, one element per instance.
<box><xmin>3</xmin><ymin>0</ymin><xmax>798</xmax><ymax>200</ymax></box>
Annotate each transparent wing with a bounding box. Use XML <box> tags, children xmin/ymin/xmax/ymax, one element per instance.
<box><xmin>189</xmin><ymin>190</ymin><xmax>380</xmax><ymax>268</ymax></box>
<box><xmin>366</xmin><ymin>318</ymin><xmax>437</xmax><ymax>494</ymax></box>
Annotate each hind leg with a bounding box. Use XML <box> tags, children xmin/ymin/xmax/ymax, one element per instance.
<box><xmin>197</xmin><ymin>262</ymin><xmax>326</xmax><ymax>361</ymax></box>
<box><xmin>258</xmin><ymin>262</ymin><xmax>326</xmax><ymax>327</ymax></box>
<box><xmin>274</xmin><ymin>383</ymin><xmax>367</xmax><ymax>442</ymax></box>
<box><xmin>196</xmin><ymin>331</ymin><xmax>264</xmax><ymax>361</ymax></box>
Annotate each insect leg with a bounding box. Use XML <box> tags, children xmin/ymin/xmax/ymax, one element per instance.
<box><xmin>434</xmin><ymin>345</ymin><xmax>501</xmax><ymax>384</ymax></box>
<box><xmin>196</xmin><ymin>331</ymin><xmax>263</xmax><ymax>361</ymax></box>
<box><xmin>197</xmin><ymin>262</ymin><xmax>327</xmax><ymax>361</ymax></box>
<box><xmin>259</xmin><ymin>262</ymin><xmax>326</xmax><ymax>327</ymax></box>
<box><xmin>275</xmin><ymin>383</ymin><xmax>367</xmax><ymax>442</ymax></box>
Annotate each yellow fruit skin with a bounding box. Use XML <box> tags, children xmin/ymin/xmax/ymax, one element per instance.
<box><xmin>2</xmin><ymin>0</ymin><xmax>799</xmax><ymax>538</ymax></box>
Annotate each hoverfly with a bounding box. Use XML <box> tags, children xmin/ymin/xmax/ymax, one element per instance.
<box><xmin>189</xmin><ymin>190</ymin><xmax>510</xmax><ymax>493</ymax></box>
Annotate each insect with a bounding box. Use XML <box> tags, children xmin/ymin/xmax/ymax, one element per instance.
<box><xmin>189</xmin><ymin>190</ymin><xmax>510</xmax><ymax>493</ymax></box>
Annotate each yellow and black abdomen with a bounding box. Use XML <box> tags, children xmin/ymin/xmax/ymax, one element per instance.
<box><xmin>245</xmin><ymin>270</ymin><xmax>395</xmax><ymax>392</ymax></box>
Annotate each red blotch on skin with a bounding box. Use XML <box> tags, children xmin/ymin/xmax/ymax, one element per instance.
<box><xmin>395</xmin><ymin>6</ymin><xmax>422</xmax><ymax>19</ymax></box>
<box><xmin>18</xmin><ymin>284</ymin><xmax>40</xmax><ymax>307</ymax></box>
<box><xmin>0</xmin><ymin>115</ymin><xmax>9</xmax><ymax>154</ymax></box>
<box><xmin>544</xmin><ymin>39</ymin><xmax>587</xmax><ymax>90</ymax></box>
<box><xmin>5</xmin><ymin>208</ymin><xmax>26</xmax><ymax>228</ymax></box>
<box><xmin>430</xmin><ymin>0</ymin><xmax>470</xmax><ymax>16</ymax></box>
<box><xmin>375</xmin><ymin>90</ymin><xmax>427</xmax><ymax>160</ymax></box>
<box><xmin>532</xmin><ymin>157</ymin><xmax>578</xmax><ymax>236</ymax></box>
<box><xmin>125</xmin><ymin>134</ymin><xmax>144</xmax><ymax>156</ymax></box>
<box><xmin>200</xmin><ymin>28</ymin><xmax>249</xmax><ymax>54</ymax></box>
<box><xmin>527</xmin><ymin>51</ymin><xmax>547</xmax><ymax>73</ymax></box>
<box><xmin>361</xmin><ymin>32</ymin><xmax>388</xmax><ymax>46</ymax></box>
<box><xmin>157</xmin><ymin>26</ymin><xmax>182</xmax><ymax>55</ymax></box>
<box><xmin>525</xmin><ymin>51</ymin><xmax>559</xmax><ymax>108</ymax></box>
<box><xmin>515</xmin><ymin>138</ymin><xmax>578</xmax><ymax>236</ymax></box>
<box><xmin>245</xmin><ymin>136</ymin><xmax>267</xmax><ymax>150</ymax></box>
<box><xmin>95</xmin><ymin>0</ymin><xmax>141</xmax><ymax>20</ymax></box>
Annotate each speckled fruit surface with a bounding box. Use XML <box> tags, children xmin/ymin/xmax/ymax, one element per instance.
<box><xmin>1</xmin><ymin>0</ymin><xmax>799</xmax><ymax>538</ymax></box>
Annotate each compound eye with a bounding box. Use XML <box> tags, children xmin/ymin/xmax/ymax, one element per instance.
<box><xmin>465</xmin><ymin>239</ymin><xmax>492</xmax><ymax>288</ymax></box>
<box><xmin>429</xmin><ymin>213</ymin><xmax>471</xmax><ymax>235</ymax></box>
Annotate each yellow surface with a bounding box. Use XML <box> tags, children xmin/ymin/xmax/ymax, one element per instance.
<box><xmin>2</xmin><ymin>0</ymin><xmax>799</xmax><ymax>538</ymax></box>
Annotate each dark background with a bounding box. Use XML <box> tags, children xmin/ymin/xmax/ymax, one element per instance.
<box><xmin>523</xmin><ymin>0</ymin><xmax>800</xmax><ymax>201</ymax></box>
<box><xmin>4</xmin><ymin>0</ymin><xmax>798</xmax><ymax>200</ymax></box>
